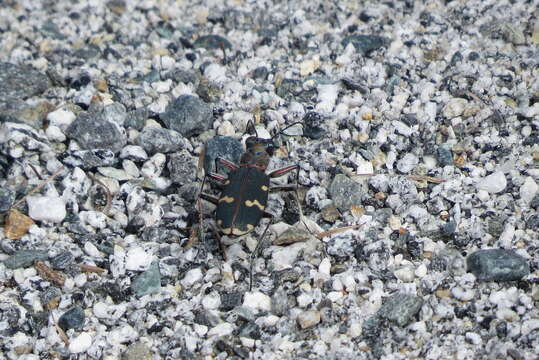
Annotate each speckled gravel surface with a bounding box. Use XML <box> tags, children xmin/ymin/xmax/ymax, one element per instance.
<box><xmin>0</xmin><ymin>1</ymin><xmax>538</xmax><ymax>359</ymax></box>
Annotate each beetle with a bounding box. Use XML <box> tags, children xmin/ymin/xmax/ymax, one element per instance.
<box><xmin>198</xmin><ymin>122</ymin><xmax>301</xmax><ymax>289</ymax></box>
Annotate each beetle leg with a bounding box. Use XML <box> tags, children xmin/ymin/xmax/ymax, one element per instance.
<box><xmin>215</xmin><ymin>157</ymin><xmax>239</xmax><ymax>171</ymax></box>
<box><xmin>268</xmin><ymin>164</ymin><xmax>298</xmax><ymax>178</ymax></box>
<box><xmin>207</xmin><ymin>172</ymin><xmax>228</xmax><ymax>184</ymax></box>
<box><xmin>209</xmin><ymin>222</ymin><xmax>228</xmax><ymax>261</ymax></box>
<box><xmin>199</xmin><ymin>193</ymin><xmax>219</xmax><ymax>205</ymax></box>
<box><xmin>269</xmin><ymin>185</ymin><xmax>297</xmax><ymax>192</ymax></box>
<box><xmin>249</xmin><ymin>218</ymin><xmax>273</xmax><ymax>291</ymax></box>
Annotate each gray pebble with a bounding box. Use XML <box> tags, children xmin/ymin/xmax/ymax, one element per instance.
<box><xmin>66</xmin><ymin>112</ymin><xmax>127</xmax><ymax>153</ymax></box>
<box><xmin>203</xmin><ymin>136</ymin><xmax>243</xmax><ymax>174</ymax></box>
<box><xmin>0</xmin><ymin>62</ymin><xmax>51</xmax><ymax>100</ymax></box>
<box><xmin>0</xmin><ymin>187</ymin><xmax>15</xmax><ymax>213</ymax></box>
<box><xmin>467</xmin><ymin>249</ymin><xmax>530</xmax><ymax>281</ymax></box>
<box><xmin>328</xmin><ymin>174</ymin><xmax>366</xmax><ymax>212</ymax></box>
<box><xmin>60</xmin><ymin>149</ymin><xmax>116</xmax><ymax>169</ymax></box>
<box><xmin>132</xmin><ymin>261</ymin><xmax>161</xmax><ymax>297</ymax></box>
<box><xmin>136</xmin><ymin>127</ymin><xmax>188</xmax><ymax>154</ymax></box>
<box><xmin>168</xmin><ymin>150</ymin><xmax>198</xmax><ymax>185</ymax></box>
<box><xmin>160</xmin><ymin>95</ymin><xmax>213</xmax><ymax>137</ymax></box>
<box><xmin>378</xmin><ymin>293</ymin><xmax>423</xmax><ymax>327</ymax></box>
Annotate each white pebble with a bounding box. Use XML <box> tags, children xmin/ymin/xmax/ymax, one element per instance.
<box><xmin>181</xmin><ymin>268</ymin><xmax>203</xmax><ymax>288</ymax></box>
<box><xmin>318</xmin><ymin>258</ymin><xmax>331</xmax><ymax>279</ymax></box>
<box><xmin>151</xmin><ymin>80</ymin><xmax>172</xmax><ymax>93</ymax></box>
<box><xmin>520</xmin><ymin>177</ymin><xmax>538</xmax><ymax>205</ymax></box>
<box><xmin>327</xmin><ymin>291</ymin><xmax>343</xmax><ymax>302</ymax></box>
<box><xmin>122</xmin><ymin>160</ymin><xmax>140</xmax><ymax>178</ymax></box>
<box><xmin>69</xmin><ymin>332</ymin><xmax>92</xmax><ymax>353</ymax></box>
<box><xmin>47</xmin><ymin>108</ymin><xmax>76</xmax><ymax>130</ymax></box>
<box><xmin>465</xmin><ymin>332</ymin><xmax>481</xmax><ymax>345</ymax></box>
<box><xmin>120</xmin><ymin>145</ymin><xmax>148</xmax><ymax>161</ymax></box>
<box><xmin>194</xmin><ymin>324</ymin><xmax>208</xmax><ymax>336</ymax></box>
<box><xmin>141</xmin><ymin>153</ymin><xmax>166</xmax><ymax>178</ymax></box>
<box><xmin>208</xmin><ymin>323</ymin><xmax>234</xmax><ymax>337</ymax></box>
<box><xmin>476</xmin><ymin>171</ymin><xmax>506</xmax><ymax>193</ymax></box>
<box><xmin>93</xmin><ymin>302</ymin><xmax>109</xmax><ymax>318</ymax></box>
<box><xmin>297</xmin><ymin>293</ymin><xmax>313</xmax><ymax>308</ymax></box>
<box><xmin>415</xmin><ymin>264</ymin><xmax>428</xmax><ymax>278</ymax></box>
<box><xmin>521</xmin><ymin>319</ymin><xmax>539</xmax><ymax>336</ymax></box>
<box><xmin>396</xmin><ymin>153</ymin><xmax>418</xmax><ymax>173</ymax></box>
<box><xmin>476</xmin><ymin>189</ymin><xmax>490</xmax><ymax>202</ymax></box>
<box><xmin>393</xmin><ymin>121</ymin><xmax>412</xmax><ymax>137</ymax></box>
<box><xmin>443</xmin><ymin>98</ymin><xmax>468</xmax><ymax>118</ymax></box>
<box><xmin>125</xmin><ymin>247</ymin><xmax>152</xmax><ymax>271</ymax></box>
<box><xmin>451</xmin><ymin>286</ymin><xmax>475</xmax><ymax>301</ymax></box>
<box><xmin>243</xmin><ymin>291</ymin><xmax>272</xmax><ymax>313</ymax></box>
<box><xmin>84</xmin><ymin>242</ymin><xmax>101</xmax><ymax>258</ymax></box>
<box><xmin>218</xmin><ymin>120</ymin><xmax>236</xmax><ymax>136</ymax></box>
<box><xmin>202</xmin><ymin>292</ymin><xmax>221</xmax><ymax>310</ymax></box>
<box><xmin>297</xmin><ymin>310</ymin><xmax>321</xmax><ymax>329</ymax></box>
<box><xmin>26</xmin><ymin>196</ymin><xmax>66</xmax><ymax>223</ymax></box>
<box><xmin>73</xmin><ymin>273</ymin><xmax>87</xmax><ymax>287</ymax></box>
<box><xmin>45</xmin><ymin>125</ymin><xmax>66</xmax><ymax>142</ymax></box>
<box><xmin>394</xmin><ymin>266</ymin><xmax>415</xmax><ymax>282</ymax></box>
<box><xmin>316</xmin><ymin>84</ymin><xmax>339</xmax><ymax>113</ymax></box>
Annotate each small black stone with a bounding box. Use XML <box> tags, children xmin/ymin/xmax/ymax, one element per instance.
<box><xmin>193</xmin><ymin>34</ymin><xmax>232</xmax><ymax>50</ymax></box>
<box><xmin>468</xmin><ymin>51</ymin><xmax>480</xmax><ymax>61</ymax></box>
<box><xmin>252</xmin><ymin>66</ymin><xmax>269</xmax><ymax>80</ymax></box>
<box><xmin>58</xmin><ymin>306</ymin><xmax>85</xmax><ymax>331</ymax></box>
<box><xmin>341</xmin><ymin>34</ymin><xmax>389</xmax><ymax>55</ymax></box>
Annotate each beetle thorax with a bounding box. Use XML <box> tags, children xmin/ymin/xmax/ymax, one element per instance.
<box><xmin>240</xmin><ymin>143</ymin><xmax>270</xmax><ymax>169</ymax></box>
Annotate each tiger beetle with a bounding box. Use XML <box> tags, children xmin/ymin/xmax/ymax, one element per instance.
<box><xmin>198</xmin><ymin>121</ymin><xmax>302</xmax><ymax>290</ymax></box>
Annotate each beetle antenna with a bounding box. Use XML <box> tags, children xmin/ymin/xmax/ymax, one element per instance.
<box><xmin>244</xmin><ymin>119</ymin><xmax>259</xmax><ymax>138</ymax></box>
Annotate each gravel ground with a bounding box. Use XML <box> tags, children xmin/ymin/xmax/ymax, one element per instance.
<box><xmin>0</xmin><ymin>0</ymin><xmax>538</xmax><ymax>359</ymax></box>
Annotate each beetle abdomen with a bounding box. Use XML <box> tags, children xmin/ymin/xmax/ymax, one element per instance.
<box><xmin>216</xmin><ymin>167</ymin><xmax>270</xmax><ymax>236</ymax></box>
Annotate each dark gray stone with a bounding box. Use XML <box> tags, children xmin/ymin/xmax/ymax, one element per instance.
<box><xmin>66</xmin><ymin>112</ymin><xmax>126</xmax><ymax>153</ymax></box>
<box><xmin>132</xmin><ymin>261</ymin><xmax>161</xmax><ymax>297</ymax></box>
<box><xmin>525</xmin><ymin>214</ymin><xmax>539</xmax><ymax>230</ymax></box>
<box><xmin>328</xmin><ymin>174</ymin><xmax>366</xmax><ymax>211</ymax></box>
<box><xmin>50</xmin><ymin>251</ymin><xmax>74</xmax><ymax>270</ymax></box>
<box><xmin>0</xmin><ymin>187</ymin><xmax>15</xmax><ymax>213</ymax></box>
<box><xmin>60</xmin><ymin>149</ymin><xmax>116</xmax><ymax>169</ymax></box>
<box><xmin>219</xmin><ymin>291</ymin><xmax>243</xmax><ymax>311</ymax></box>
<box><xmin>341</xmin><ymin>35</ymin><xmax>389</xmax><ymax>55</ymax></box>
<box><xmin>58</xmin><ymin>306</ymin><xmax>85</xmax><ymax>331</ymax></box>
<box><xmin>125</xmin><ymin>108</ymin><xmax>148</xmax><ymax>130</ymax></box>
<box><xmin>168</xmin><ymin>150</ymin><xmax>198</xmax><ymax>185</ymax></box>
<box><xmin>40</xmin><ymin>286</ymin><xmax>62</xmax><ymax>306</ymax></box>
<box><xmin>136</xmin><ymin>127</ymin><xmax>188</xmax><ymax>154</ymax></box>
<box><xmin>3</xmin><ymin>250</ymin><xmax>48</xmax><ymax>269</ymax></box>
<box><xmin>203</xmin><ymin>136</ymin><xmax>243</xmax><ymax>174</ymax></box>
<box><xmin>436</xmin><ymin>146</ymin><xmax>453</xmax><ymax>167</ymax></box>
<box><xmin>0</xmin><ymin>62</ymin><xmax>51</xmax><ymax>100</ymax></box>
<box><xmin>467</xmin><ymin>249</ymin><xmax>530</xmax><ymax>281</ymax></box>
<box><xmin>160</xmin><ymin>95</ymin><xmax>213</xmax><ymax>137</ymax></box>
<box><xmin>378</xmin><ymin>293</ymin><xmax>423</xmax><ymax>327</ymax></box>
<box><xmin>193</xmin><ymin>34</ymin><xmax>232</xmax><ymax>50</ymax></box>
<box><xmin>302</xmin><ymin>112</ymin><xmax>326</xmax><ymax>140</ymax></box>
